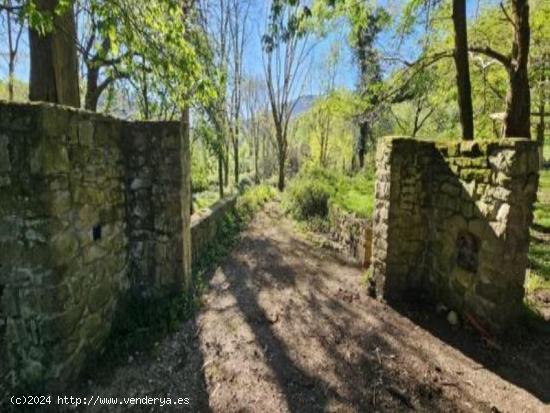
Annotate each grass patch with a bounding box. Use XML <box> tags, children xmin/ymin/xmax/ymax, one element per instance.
<box><xmin>526</xmin><ymin>240</ymin><xmax>550</xmax><ymax>296</ymax></box>
<box><xmin>360</xmin><ymin>267</ymin><xmax>374</xmax><ymax>286</ymax></box>
<box><xmin>525</xmin><ymin>168</ymin><xmax>550</xmax><ymax>322</ymax></box>
<box><xmin>193</xmin><ymin>190</ymin><xmax>220</xmax><ymax>211</ymax></box>
<box><xmin>283</xmin><ymin>166</ymin><xmax>375</xmax><ymax>221</ymax></box>
<box><xmin>533</xmin><ymin>170</ymin><xmax>550</xmax><ymax>228</ymax></box>
<box><xmin>333</xmin><ymin>186</ymin><xmax>374</xmax><ymax>219</ymax></box>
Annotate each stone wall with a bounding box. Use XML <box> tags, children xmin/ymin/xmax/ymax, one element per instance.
<box><xmin>123</xmin><ymin>121</ymin><xmax>185</xmax><ymax>297</ymax></box>
<box><xmin>372</xmin><ymin>137</ymin><xmax>539</xmax><ymax>332</ymax></box>
<box><xmin>328</xmin><ymin>203</ymin><xmax>372</xmax><ymax>267</ymax></box>
<box><xmin>0</xmin><ymin>101</ymin><xmax>190</xmax><ymax>391</ymax></box>
<box><xmin>191</xmin><ymin>196</ymin><xmax>237</xmax><ymax>264</ymax></box>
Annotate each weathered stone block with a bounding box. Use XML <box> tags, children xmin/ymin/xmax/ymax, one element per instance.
<box><xmin>373</xmin><ymin>137</ymin><xmax>538</xmax><ymax>334</ymax></box>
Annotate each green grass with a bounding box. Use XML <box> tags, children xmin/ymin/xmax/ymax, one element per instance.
<box><xmin>332</xmin><ymin>180</ymin><xmax>375</xmax><ymax>219</ymax></box>
<box><xmin>527</xmin><ymin>242</ymin><xmax>550</xmax><ymax>291</ymax></box>
<box><xmin>526</xmin><ymin>168</ymin><xmax>550</xmax><ymax>302</ymax></box>
<box><xmin>533</xmin><ymin>170</ymin><xmax>550</xmax><ymax>227</ymax></box>
<box><xmin>284</xmin><ymin>165</ymin><xmax>375</xmax><ymax>221</ymax></box>
<box><xmin>193</xmin><ymin>190</ymin><xmax>220</xmax><ymax>211</ymax></box>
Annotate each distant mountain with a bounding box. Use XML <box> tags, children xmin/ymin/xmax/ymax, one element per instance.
<box><xmin>290</xmin><ymin>94</ymin><xmax>318</xmax><ymax>118</ymax></box>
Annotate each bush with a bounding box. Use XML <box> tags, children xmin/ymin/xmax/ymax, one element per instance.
<box><xmin>237</xmin><ymin>176</ymin><xmax>253</xmax><ymax>193</ymax></box>
<box><xmin>283</xmin><ymin>164</ymin><xmax>375</xmax><ymax>221</ymax></box>
<box><xmin>236</xmin><ymin>184</ymin><xmax>278</xmax><ymax>221</ymax></box>
<box><xmin>192</xmin><ymin>170</ymin><xmax>210</xmax><ymax>192</ymax></box>
<box><xmin>283</xmin><ymin>177</ymin><xmax>333</xmax><ymax>220</ymax></box>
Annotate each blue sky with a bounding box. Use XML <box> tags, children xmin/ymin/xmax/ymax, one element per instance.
<box><xmin>0</xmin><ymin>0</ymin><xmax>497</xmax><ymax>97</ymax></box>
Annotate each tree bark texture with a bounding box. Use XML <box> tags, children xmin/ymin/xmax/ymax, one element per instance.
<box><xmin>504</xmin><ymin>0</ymin><xmax>531</xmax><ymax>138</ymax></box>
<box><xmin>29</xmin><ymin>0</ymin><xmax>80</xmax><ymax>107</ymax></box>
<box><xmin>452</xmin><ymin>0</ymin><xmax>474</xmax><ymax>140</ymax></box>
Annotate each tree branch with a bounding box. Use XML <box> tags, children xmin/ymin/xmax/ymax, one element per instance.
<box><xmin>499</xmin><ymin>2</ymin><xmax>516</xmax><ymax>29</ymax></box>
<box><xmin>469</xmin><ymin>46</ymin><xmax>511</xmax><ymax>68</ymax></box>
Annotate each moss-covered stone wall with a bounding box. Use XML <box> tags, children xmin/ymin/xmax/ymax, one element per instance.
<box><xmin>190</xmin><ymin>196</ymin><xmax>237</xmax><ymax>264</ymax></box>
<box><xmin>328</xmin><ymin>203</ymin><xmax>372</xmax><ymax>267</ymax></box>
<box><xmin>0</xmin><ymin>101</ymin><xmax>190</xmax><ymax>391</ymax></box>
<box><xmin>372</xmin><ymin>137</ymin><xmax>539</xmax><ymax>332</ymax></box>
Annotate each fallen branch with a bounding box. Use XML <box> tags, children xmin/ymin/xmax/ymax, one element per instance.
<box><xmin>464</xmin><ymin>312</ymin><xmax>502</xmax><ymax>351</ymax></box>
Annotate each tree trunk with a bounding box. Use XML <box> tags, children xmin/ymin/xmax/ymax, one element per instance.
<box><xmin>233</xmin><ymin>135</ymin><xmax>239</xmax><ymax>185</ymax></box>
<box><xmin>7</xmin><ymin>3</ymin><xmax>15</xmax><ymax>101</ymax></box>
<box><xmin>503</xmin><ymin>0</ymin><xmax>531</xmax><ymax>138</ymax></box>
<box><xmin>254</xmin><ymin>135</ymin><xmax>259</xmax><ymax>184</ymax></box>
<box><xmin>277</xmin><ymin>153</ymin><xmax>285</xmax><ymax>191</ymax></box>
<box><xmin>536</xmin><ymin>55</ymin><xmax>546</xmax><ymax>166</ymax></box>
<box><xmin>452</xmin><ymin>0</ymin><xmax>474</xmax><ymax>140</ymax></box>
<box><xmin>8</xmin><ymin>54</ymin><xmax>15</xmax><ymax>101</ymax></box>
<box><xmin>218</xmin><ymin>153</ymin><xmax>224</xmax><ymax>198</ymax></box>
<box><xmin>29</xmin><ymin>0</ymin><xmax>80</xmax><ymax>107</ymax></box>
<box><xmin>357</xmin><ymin>121</ymin><xmax>368</xmax><ymax>169</ymax></box>
<box><xmin>276</xmin><ymin>130</ymin><xmax>286</xmax><ymax>191</ymax></box>
<box><xmin>223</xmin><ymin>152</ymin><xmax>229</xmax><ymax>187</ymax></box>
<box><xmin>85</xmin><ymin>66</ymin><xmax>100</xmax><ymax>111</ymax></box>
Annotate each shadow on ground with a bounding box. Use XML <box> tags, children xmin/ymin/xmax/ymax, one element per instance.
<box><xmin>196</xmin><ymin>203</ymin><xmax>548</xmax><ymax>412</ymax></box>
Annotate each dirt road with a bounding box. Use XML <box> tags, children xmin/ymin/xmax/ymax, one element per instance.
<box><xmin>81</xmin><ymin>202</ymin><xmax>550</xmax><ymax>412</ymax></box>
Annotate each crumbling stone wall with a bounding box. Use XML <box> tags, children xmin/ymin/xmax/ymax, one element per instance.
<box><xmin>0</xmin><ymin>101</ymin><xmax>190</xmax><ymax>390</ymax></box>
<box><xmin>372</xmin><ymin>137</ymin><xmax>539</xmax><ymax>332</ymax></box>
<box><xmin>190</xmin><ymin>196</ymin><xmax>237</xmax><ymax>264</ymax></box>
<box><xmin>328</xmin><ymin>203</ymin><xmax>372</xmax><ymax>267</ymax></box>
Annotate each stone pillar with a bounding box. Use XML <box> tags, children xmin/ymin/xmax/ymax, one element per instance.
<box><xmin>372</xmin><ymin>137</ymin><xmax>539</xmax><ymax>333</ymax></box>
<box><xmin>122</xmin><ymin>120</ymin><xmax>186</xmax><ymax>297</ymax></box>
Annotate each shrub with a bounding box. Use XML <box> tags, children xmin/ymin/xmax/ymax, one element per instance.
<box><xmin>283</xmin><ymin>177</ymin><xmax>333</xmax><ymax>220</ymax></box>
<box><xmin>237</xmin><ymin>176</ymin><xmax>253</xmax><ymax>193</ymax></box>
<box><xmin>192</xmin><ymin>170</ymin><xmax>210</xmax><ymax>192</ymax></box>
<box><xmin>283</xmin><ymin>164</ymin><xmax>375</xmax><ymax>221</ymax></box>
<box><xmin>236</xmin><ymin>184</ymin><xmax>277</xmax><ymax>221</ymax></box>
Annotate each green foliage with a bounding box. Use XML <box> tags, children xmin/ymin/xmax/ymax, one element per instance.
<box><xmin>534</xmin><ymin>170</ymin><xmax>550</xmax><ymax>227</ymax></box>
<box><xmin>0</xmin><ymin>79</ymin><xmax>28</xmax><ymax>102</ymax></box>
<box><xmin>283</xmin><ymin>176</ymin><xmax>334</xmax><ymax>220</ymax></box>
<box><xmin>236</xmin><ymin>184</ymin><xmax>278</xmax><ymax>221</ymax></box>
<box><xmin>293</xmin><ymin>89</ymin><xmax>359</xmax><ymax>169</ymax></box>
<box><xmin>525</xmin><ymin>168</ymin><xmax>550</xmax><ymax>325</ymax></box>
<box><xmin>360</xmin><ymin>267</ymin><xmax>374</xmax><ymax>286</ymax></box>
<box><xmin>193</xmin><ymin>190</ymin><xmax>219</xmax><ymax>211</ymax></box>
<box><xmin>283</xmin><ymin>165</ymin><xmax>375</xmax><ymax>221</ymax></box>
<box><xmin>192</xmin><ymin>173</ymin><xmax>210</xmax><ymax>193</ymax></box>
<box><xmin>387</xmin><ymin>0</ymin><xmax>549</xmax><ymax>140</ymax></box>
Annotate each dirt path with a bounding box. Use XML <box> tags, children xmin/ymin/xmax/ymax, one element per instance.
<box><xmin>80</xmin><ymin>202</ymin><xmax>549</xmax><ymax>412</ymax></box>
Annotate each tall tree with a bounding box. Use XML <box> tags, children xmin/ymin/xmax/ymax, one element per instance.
<box><xmin>469</xmin><ymin>0</ymin><xmax>531</xmax><ymax>137</ymax></box>
<box><xmin>197</xmin><ymin>0</ymin><xmax>233</xmax><ymax>194</ymax></box>
<box><xmin>28</xmin><ymin>0</ymin><xmax>80</xmax><ymax>106</ymax></box>
<box><xmin>451</xmin><ymin>0</ymin><xmax>474</xmax><ymax>140</ymax></box>
<box><xmin>76</xmin><ymin>0</ymin><xmax>130</xmax><ymax>111</ymax></box>
<box><xmin>227</xmin><ymin>0</ymin><xmax>250</xmax><ymax>185</ymax></box>
<box><xmin>262</xmin><ymin>1</ymin><xmax>312</xmax><ymax>191</ymax></box>
<box><xmin>346</xmin><ymin>3</ymin><xmax>388</xmax><ymax>168</ymax></box>
<box><xmin>243</xmin><ymin>76</ymin><xmax>268</xmax><ymax>183</ymax></box>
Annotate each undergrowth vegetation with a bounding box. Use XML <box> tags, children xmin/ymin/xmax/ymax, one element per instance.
<box><xmin>526</xmin><ymin>169</ymin><xmax>550</xmax><ymax>297</ymax></box>
<box><xmin>282</xmin><ymin>165</ymin><xmax>374</xmax><ymax>222</ymax></box>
